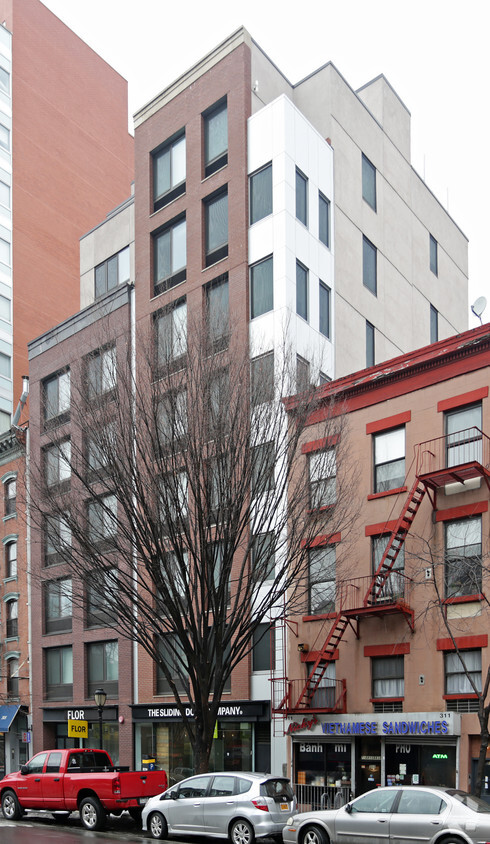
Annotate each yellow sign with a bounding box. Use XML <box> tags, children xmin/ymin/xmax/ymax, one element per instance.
<box><xmin>68</xmin><ymin>719</ymin><xmax>88</xmax><ymax>738</ymax></box>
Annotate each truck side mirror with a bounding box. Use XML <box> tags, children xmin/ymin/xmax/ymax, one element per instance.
<box><xmin>20</xmin><ymin>765</ymin><xmax>28</xmax><ymax>775</ymax></box>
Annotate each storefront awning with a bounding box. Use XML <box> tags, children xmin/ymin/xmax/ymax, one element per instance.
<box><xmin>0</xmin><ymin>705</ymin><xmax>19</xmax><ymax>732</ymax></box>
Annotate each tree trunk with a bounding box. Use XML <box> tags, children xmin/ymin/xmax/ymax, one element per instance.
<box><xmin>474</xmin><ymin>707</ymin><xmax>489</xmax><ymax>796</ymax></box>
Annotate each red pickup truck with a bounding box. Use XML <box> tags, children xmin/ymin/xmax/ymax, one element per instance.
<box><xmin>0</xmin><ymin>747</ymin><xmax>167</xmax><ymax>831</ymax></box>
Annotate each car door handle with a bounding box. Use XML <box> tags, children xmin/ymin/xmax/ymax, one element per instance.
<box><xmin>377</xmin><ymin>819</ymin><xmax>388</xmax><ymax>823</ymax></box>
<box><xmin>35</xmin><ymin>778</ymin><xmax>41</xmax><ymax>782</ymax></box>
<box><xmin>193</xmin><ymin>802</ymin><xmax>201</xmax><ymax>807</ymax></box>
<box><xmin>431</xmin><ymin>821</ymin><xmax>441</xmax><ymax>825</ymax></box>
<box><xmin>54</xmin><ymin>778</ymin><xmax>60</xmax><ymax>782</ymax></box>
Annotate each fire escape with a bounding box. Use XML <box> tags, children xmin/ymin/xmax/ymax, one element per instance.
<box><xmin>272</xmin><ymin>427</ymin><xmax>490</xmax><ymax>718</ymax></box>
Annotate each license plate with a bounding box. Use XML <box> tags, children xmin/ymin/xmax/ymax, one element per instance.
<box><xmin>139</xmin><ymin>797</ymin><xmax>149</xmax><ymax>806</ymax></box>
<box><xmin>280</xmin><ymin>803</ymin><xmax>289</xmax><ymax>811</ymax></box>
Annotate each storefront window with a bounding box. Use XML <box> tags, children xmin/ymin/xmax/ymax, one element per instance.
<box><xmin>385</xmin><ymin>743</ymin><xmax>455</xmax><ymax>788</ymax></box>
<box><xmin>87</xmin><ymin>722</ymin><xmax>119</xmax><ymax>766</ymax></box>
<box><xmin>294</xmin><ymin>742</ymin><xmax>351</xmax><ymax>810</ymax></box>
<box><xmin>135</xmin><ymin>721</ymin><xmax>252</xmax><ymax>777</ymax></box>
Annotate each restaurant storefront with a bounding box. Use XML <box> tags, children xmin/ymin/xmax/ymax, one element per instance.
<box><xmin>288</xmin><ymin>712</ymin><xmax>461</xmax><ymax>806</ymax></box>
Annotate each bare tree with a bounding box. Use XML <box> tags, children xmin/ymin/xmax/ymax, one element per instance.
<box><xmin>29</xmin><ymin>315</ymin><xmax>357</xmax><ymax>773</ymax></box>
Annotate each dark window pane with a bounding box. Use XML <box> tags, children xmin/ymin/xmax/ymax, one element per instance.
<box><xmin>250</xmin><ymin>163</ymin><xmax>272</xmax><ymax>224</ymax></box>
<box><xmin>363</xmin><ymin>236</ymin><xmax>377</xmax><ymax>294</ymax></box>
<box><xmin>362</xmin><ymin>154</ymin><xmax>376</xmax><ymax>210</ymax></box>
<box><xmin>430</xmin><ymin>234</ymin><xmax>438</xmax><ymax>275</ymax></box>
<box><xmin>319</xmin><ymin>192</ymin><xmax>330</xmax><ymax>247</ymax></box>
<box><xmin>296</xmin><ymin>261</ymin><xmax>308</xmax><ymax>320</ymax></box>
<box><xmin>366</xmin><ymin>320</ymin><xmax>375</xmax><ymax>367</ymax></box>
<box><xmin>250</xmin><ymin>256</ymin><xmax>273</xmax><ymax>318</ymax></box>
<box><xmin>296</xmin><ymin>168</ymin><xmax>307</xmax><ymax>225</ymax></box>
<box><xmin>319</xmin><ymin>282</ymin><xmax>330</xmax><ymax>338</ymax></box>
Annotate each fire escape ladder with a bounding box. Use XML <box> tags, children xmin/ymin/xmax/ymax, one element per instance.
<box><xmin>293</xmin><ymin>611</ymin><xmax>350</xmax><ymax>710</ymax></box>
<box><xmin>364</xmin><ymin>477</ymin><xmax>426</xmax><ymax>606</ymax></box>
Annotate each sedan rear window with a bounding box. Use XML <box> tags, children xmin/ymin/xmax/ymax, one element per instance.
<box><xmin>449</xmin><ymin>791</ymin><xmax>490</xmax><ymax>813</ymax></box>
<box><xmin>261</xmin><ymin>779</ymin><xmax>294</xmax><ymax>801</ymax></box>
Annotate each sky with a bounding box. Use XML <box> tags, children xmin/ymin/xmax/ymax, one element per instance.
<box><xmin>42</xmin><ymin>0</ymin><xmax>489</xmax><ymax>327</ymax></box>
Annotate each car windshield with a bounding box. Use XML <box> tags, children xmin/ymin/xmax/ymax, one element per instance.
<box><xmin>261</xmin><ymin>779</ymin><xmax>294</xmax><ymax>800</ymax></box>
<box><xmin>447</xmin><ymin>791</ymin><xmax>490</xmax><ymax>813</ymax></box>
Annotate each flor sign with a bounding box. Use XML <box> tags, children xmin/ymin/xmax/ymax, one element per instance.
<box><xmin>68</xmin><ymin>718</ymin><xmax>88</xmax><ymax>738</ymax></box>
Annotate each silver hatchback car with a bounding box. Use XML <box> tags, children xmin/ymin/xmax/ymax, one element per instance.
<box><xmin>142</xmin><ymin>771</ymin><xmax>297</xmax><ymax>842</ymax></box>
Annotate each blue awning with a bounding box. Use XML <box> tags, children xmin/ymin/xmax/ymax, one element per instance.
<box><xmin>0</xmin><ymin>705</ymin><xmax>19</xmax><ymax>732</ymax></box>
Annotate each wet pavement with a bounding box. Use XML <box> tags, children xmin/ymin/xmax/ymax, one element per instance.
<box><xmin>0</xmin><ymin>810</ymin><xmax>148</xmax><ymax>841</ymax></box>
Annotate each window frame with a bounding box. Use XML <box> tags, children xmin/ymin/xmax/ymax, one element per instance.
<box><xmin>205</xmin><ymin>274</ymin><xmax>229</xmax><ymax>352</ymax></box>
<box><xmin>363</xmin><ymin>235</ymin><xmax>377</xmax><ymax>295</ymax></box>
<box><xmin>154</xmin><ymin>298</ymin><xmax>187</xmax><ymax>373</ymax></box>
<box><xmin>319</xmin><ymin>191</ymin><xmax>330</xmax><ymax>248</ymax></box>
<box><xmin>309</xmin><ymin>449</ymin><xmax>336</xmax><ymax>510</ymax></box>
<box><xmin>250</xmin><ymin>352</ymin><xmax>274</xmax><ymax>406</ymax></box>
<box><xmin>87</xmin><ymin>640</ymin><xmax>119</xmax><ymax>698</ymax></box>
<box><xmin>43</xmin><ymin>369</ymin><xmax>70</xmax><ymax>427</ymax></box>
<box><xmin>308</xmin><ymin>544</ymin><xmax>336</xmax><ymax>615</ymax></box>
<box><xmin>204</xmin><ymin>187</ymin><xmax>228</xmax><ymax>267</ymax></box>
<box><xmin>430</xmin><ymin>234</ymin><xmax>438</xmax><ymax>276</ymax></box>
<box><xmin>87</xmin><ymin>493</ymin><xmax>117</xmax><ymax>547</ymax></box>
<box><xmin>371</xmin><ymin>655</ymin><xmax>404</xmax><ymax>699</ymax></box>
<box><xmin>430</xmin><ymin>304</ymin><xmax>439</xmax><ymax>343</ymax></box>
<box><xmin>250</xmin><ymin>162</ymin><xmax>273</xmax><ymax>225</ymax></box>
<box><xmin>250</xmin><ymin>255</ymin><xmax>273</xmax><ymax>319</ymax></box>
<box><xmin>444</xmin><ymin>402</ymin><xmax>482</xmax><ymax>468</ymax></box>
<box><xmin>153</xmin><ymin>129</ymin><xmax>186</xmax><ymax>212</ymax></box>
<box><xmin>86</xmin><ymin>569</ymin><xmax>118</xmax><ymax>628</ymax></box>
<box><xmin>5</xmin><ymin>539</ymin><xmax>17</xmax><ymax>579</ymax></box>
<box><xmin>362</xmin><ymin>153</ymin><xmax>377</xmax><ymax>211</ymax></box>
<box><xmin>444</xmin><ymin>648</ymin><xmax>481</xmax><ymax>696</ymax></box>
<box><xmin>44</xmin><ymin>577</ymin><xmax>73</xmax><ymax>634</ymax></box>
<box><xmin>5</xmin><ymin>597</ymin><xmax>18</xmax><ymax>638</ymax></box>
<box><xmin>203</xmin><ymin>97</ymin><xmax>228</xmax><ymax>177</ymax></box>
<box><xmin>319</xmin><ymin>281</ymin><xmax>331</xmax><ymax>339</ymax></box>
<box><xmin>44</xmin><ymin>512</ymin><xmax>71</xmax><ymax>567</ymax></box>
<box><xmin>45</xmin><ymin>645</ymin><xmax>73</xmax><ymax>700</ymax></box>
<box><xmin>252</xmin><ymin>622</ymin><xmax>275</xmax><ymax>672</ymax></box>
<box><xmin>445</xmin><ymin>515</ymin><xmax>482</xmax><ymax>599</ymax></box>
<box><xmin>44</xmin><ymin>439</ymin><xmax>71</xmax><ymax>490</ymax></box>
<box><xmin>153</xmin><ymin>214</ymin><xmax>187</xmax><ymax>295</ymax></box>
<box><xmin>94</xmin><ymin>246</ymin><xmax>130</xmax><ymax>299</ymax></box>
<box><xmin>295</xmin><ymin>167</ymin><xmax>308</xmax><ymax>226</ymax></box>
<box><xmin>86</xmin><ymin>345</ymin><xmax>117</xmax><ymax>402</ymax></box>
<box><xmin>4</xmin><ymin>477</ymin><xmax>16</xmax><ymax>516</ymax></box>
<box><xmin>296</xmin><ymin>260</ymin><xmax>309</xmax><ymax>321</ymax></box>
<box><xmin>373</xmin><ymin>426</ymin><xmax>405</xmax><ymax>494</ymax></box>
<box><xmin>366</xmin><ymin>320</ymin><xmax>375</xmax><ymax>367</ymax></box>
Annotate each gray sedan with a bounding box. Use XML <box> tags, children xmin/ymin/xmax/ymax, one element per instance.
<box><xmin>283</xmin><ymin>786</ymin><xmax>490</xmax><ymax>844</ymax></box>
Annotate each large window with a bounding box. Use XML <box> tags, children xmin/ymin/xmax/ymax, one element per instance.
<box><xmin>45</xmin><ymin>645</ymin><xmax>73</xmax><ymax>700</ymax></box>
<box><xmin>252</xmin><ymin>623</ymin><xmax>275</xmax><ymax>671</ymax></box>
<box><xmin>445</xmin><ymin>649</ymin><xmax>481</xmax><ymax>696</ymax></box>
<box><xmin>6</xmin><ymin>598</ymin><xmax>18</xmax><ymax>638</ymax></box>
<box><xmin>296</xmin><ymin>168</ymin><xmax>308</xmax><ymax>225</ymax></box>
<box><xmin>86</xmin><ymin>346</ymin><xmax>116</xmax><ymax>400</ymax></box>
<box><xmin>44</xmin><ymin>512</ymin><xmax>71</xmax><ymax>566</ymax></box>
<box><xmin>43</xmin><ymin>370</ymin><xmax>70</xmax><ymax>425</ymax></box>
<box><xmin>363</xmin><ymin>235</ymin><xmax>377</xmax><ymax>295</ymax></box>
<box><xmin>87</xmin><ymin>641</ymin><xmax>118</xmax><ymax>698</ymax></box>
<box><xmin>155</xmin><ymin>298</ymin><xmax>187</xmax><ymax>370</ymax></box>
<box><xmin>206</xmin><ymin>275</ymin><xmax>229</xmax><ymax>351</ymax></box>
<box><xmin>319</xmin><ymin>281</ymin><xmax>331</xmax><ymax>339</ymax></box>
<box><xmin>86</xmin><ymin>569</ymin><xmax>118</xmax><ymax>628</ymax></box>
<box><xmin>445</xmin><ymin>516</ymin><xmax>482</xmax><ymax>598</ymax></box>
<box><xmin>86</xmin><ymin>423</ymin><xmax>115</xmax><ymax>478</ymax></box>
<box><xmin>296</xmin><ymin>355</ymin><xmax>310</xmax><ymax>393</ymax></box>
<box><xmin>7</xmin><ymin>657</ymin><xmax>18</xmax><ymax>698</ymax></box>
<box><xmin>204</xmin><ymin>188</ymin><xmax>228</xmax><ymax>267</ymax></box>
<box><xmin>251</xmin><ymin>352</ymin><xmax>274</xmax><ymax>406</ymax></box>
<box><xmin>372</xmin><ymin>535</ymin><xmax>405</xmax><ymax>601</ymax></box>
<box><xmin>309</xmin><ymin>545</ymin><xmax>336</xmax><ymax>614</ymax></box>
<box><xmin>296</xmin><ymin>261</ymin><xmax>308</xmax><ymax>321</ymax></box>
<box><xmin>362</xmin><ymin>153</ymin><xmax>377</xmax><ymax>211</ymax></box>
<box><xmin>156</xmin><ymin>551</ymin><xmax>188</xmax><ymax>617</ymax></box>
<box><xmin>373</xmin><ymin>427</ymin><xmax>405</xmax><ymax>493</ymax></box>
<box><xmin>309</xmin><ymin>449</ymin><xmax>336</xmax><ymax>510</ymax></box>
<box><xmin>153</xmin><ymin>130</ymin><xmax>186</xmax><ymax>211</ymax></box>
<box><xmin>0</xmin><ymin>124</ymin><xmax>10</xmax><ymax>151</ymax></box>
<box><xmin>250</xmin><ymin>163</ymin><xmax>272</xmax><ymax>224</ymax></box>
<box><xmin>95</xmin><ymin>247</ymin><xmax>130</xmax><ymax>299</ymax></box>
<box><xmin>153</xmin><ymin>215</ymin><xmax>186</xmax><ymax>295</ymax></box>
<box><xmin>203</xmin><ymin>98</ymin><xmax>228</xmax><ymax>177</ymax></box>
<box><xmin>5</xmin><ymin>540</ymin><xmax>17</xmax><ymax>578</ymax></box>
<box><xmin>319</xmin><ymin>192</ymin><xmax>330</xmax><ymax>248</ymax></box>
<box><xmin>251</xmin><ymin>442</ymin><xmax>275</xmax><ymax>499</ymax></box>
<box><xmin>372</xmin><ymin>656</ymin><xmax>404</xmax><ymax>698</ymax></box>
<box><xmin>45</xmin><ymin>578</ymin><xmax>72</xmax><ymax>633</ymax></box>
<box><xmin>157</xmin><ymin>633</ymin><xmax>187</xmax><ymax>694</ymax></box>
<box><xmin>430</xmin><ymin>234</ymin><xmax>438</xmax><ymax>276</ymax></box>
<box><xmin>44</xmin><ymin>440</ymin><xmax>71</xmax><ymax>489</ymax></box>
<box><xmin>4</xmin><ymin>477</ymin><xmax>16</xmax><ymax>516</ymax></box>
<box><xmin>251</xmin><ymin>532</ymin><xmax>275</xmax><ymax>581</ymax></box>
<box><xmin>250</xmin><ymin>256</ymin><xmax>273</xmax><ymax>319</ymax></box>
<box><xmin>87</xmin><ymin>494</ymin><xmax>117</xmax><ymax>546</ymax></box>
<box><xmin>445</xmin><ymin>403</ymin><xmax>482</xmax><ymax>467</ymax></box>
<box><xmin>157</xmin><ymin>389</ymin><xmax>187</xmax><ymax>448</ymax></box>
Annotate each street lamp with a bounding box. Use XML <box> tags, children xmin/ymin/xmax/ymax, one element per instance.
<box><xmin>94</xmin><ymin>688</ymin><xmax>107</xmax><ymax>750</ymax></box>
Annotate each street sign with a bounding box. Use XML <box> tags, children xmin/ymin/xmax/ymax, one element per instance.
<box><xmin>68</xmin><ymin>718</ymin><xmax>88</xmax><ymax>738</ymax></box>
<box><xmin>21</xmin><ymin>731</ymin><xmax>31</xmax><ymax>743</ymax></box>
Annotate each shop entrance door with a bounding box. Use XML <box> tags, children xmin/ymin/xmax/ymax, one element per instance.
<box><xmin>471</xmin><ymin>759</ymin><xmax>490</xmax><ymax>803</ymax></box>
<box><xmin>357</xmin><ymin>736</ymin><xmax>381</xmax><ymax>794</ymax></box>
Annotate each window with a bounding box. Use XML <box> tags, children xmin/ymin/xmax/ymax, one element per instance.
<box><xmin>86</xmin><ymin>422</ymin><xmax>115</xmax><ymax>478</ymax></box>
<box><xmin>153</xmin><ymin>130</ymin><xmax>186</xmax><ymax>211</ymax></box>
<box><xmin>87</xmin><ymin>494</ymin><xmax>117</xmax><ymax>546</ymax></box>
<box><xmin>44</xmin><ymin>512</ymin><xmax>71</xmax><ymax>566</ymax></box>
<box><xmin>373</xmin><ymin>427</ymin><xmax>405</xmax><ymax>493</ymax></box>
<box><xmin>251</xmin><ymin>441</ymin><xmax>275</xmax><ymax>498</ymax></box>
<box><xmin>306</xmin><ymin>660</ymin><xmax>337</xmax><ymax>709</ymax></box>
<box><xmin>0</xmin><ymin>180</ymin><xmax>10</xmax><ymax>209</ymax></box>
<box><xmin>445</xmin><ymin>649</ymin><xmax>481</xmax><ymax>695</ymax></box>
<box><xmin>309</xmin><ymin>449</ymin><xmax>336</xmax><ymax>509</ymax></box>
<box><xmin>250</xmin><ymin>163</ymin><xmax>272</xmax><ymax>224</ymax></box>
<box><xmin>207</xmin><ymin>542</ymin><xmax>230</xmax><ymax>609</ymax></box>
<box><xmin>208</xmin><ymin>367</ymin><xmax>229</xmax><ymax>438</ymax></box>
<box><xmin>296</xmin><ymin>261</ymin><xmax>308</xmax><ymax>321</ymax></box>
<box><xmin>430</xmin><ymin>234</ymin><xmax>438</xmax><ymax>276</ymax></box>
<box><xmin>7</xmin><ymin>657</ymin><xmax>18</xmax><ymax>698</ymax></box>
<box><xmin>372</xmin><ymin>535</ymin><xmax>405</xmax><ymax>601</ymax></box>
<box><xmin>250</xmin><ymin>256</ymin><xmax>273</xmax><ymax>319</ymax></box>
<box><xmin>208</xmin><ymin>456</ymin><xmax>229</xmax><ymax>522</ymax></box>
<box><xmin>319</xmin><ymin>192</ymin><xmax>330</xmax><ymax>248</ymax></box>
<box><xmin>430</xmin><ymin>304</ymin><xmax>438</xmax><ymax>343</ymax></box>
<box><xmin>94</xmin><ymin>246</ymin><xmax>130</xmax><ymax>299</ymax></box>
<box><xmin>4</xmin><ymin>478</ymin><xmax>16</xmax><ymax>515</ymax></box>
<box><xmin>156</xmin><ymin>551</ymin><xmax>188</xmax><ymax>616</ymax></box>
<box><xmin>372</xmin><ymin>655</ymin><xmax>404</xmax><ymax>698</ymax></box>
<box><xmin>153</xmin><ymin>215</ymin><xmax>186</xmax><ymax>294</ymax></box>
<box><xmin>252</xmin><ymin>622</ymin><xmax>275</xmax><ymax>671</ymax></box>
<box><xmin>0</xmin><ymin>124</ymin><xmax>10</xmax><ymax>151</ymax></box>
<box><xmin>204</xmin><ymin>188</ymin><xmax>228</xmax><ymax>266</ymax></box>
<box><xmin>157</xmin><ymin>389</ymin><xmax>187</xmax><ymax>448</ymax></box>
<box><xmin>45</xmin><ymin>645</ymin><xmax>73</xmax><ymax>699</ymax></box>
<box><xmin>363</xmin><ymin>235</ymin><xmax>377</xmax><ymax>295</ymax></box>
<box><xmin>362</xmin><ymin>153</ymin><xmax>377</xmax><ymax>211</ymax></box>
<box><xmin>296</xmin><ymin>168</ymin><xmax>308</xmax><ymax>225</ymax></box>
<box><xmin>43</xmin><ymin>370</ymin><xmax>70</xmax><ymax>425</ymax></box>
<box><xmin>160</xmin><ymin>470</ymin><xmax>188</xmax><ymax>529</ymax></box>
<box><xmin>251</xmin><ymin>532</ymin><xmax>275</xmax><ymax>581</ymax></box>
<box><xmin>44</xmin><ymin>440</ymin><xmax>71</xmax><ymax>489</ymax></box>
<box><xmin>0</xmin><ymin>351</ymin><xmax>11</xmax><ymax>376</ymax></box>
<box><xmin>366</xmin><ymin>320</ymin><xmax>375</xmax><ymax>367</ymax></box>
<box><xmin>87</xmin><ymin>641</ymin><xmax>118</xmax><ymax>698</ymax></box>
<box><xmin>86</xmin><ymin>569</ymin><xmax>118</xmax><ymax>627</ymax></box>
<box><xmin>445</xmin><ymin>403</ymin><xmax>482</xmax><ymax>467</ymax></box>
<box><xmin>203</xmin><ymin>97</ymin><xmax>227</xmax><ymax>177</ymax></box>
<box><xmin>0</xmin><ymin>67</ymin><xmax>9</xmax><ymax>94</ymax></box>
<box><xmin>5</xmin><ymin>540</ymin><xmax>16</xmax><ymax>578</ymax></box>
<box><xmin>45</xmin><ymin>752</ymin><xmax>63</xmax><ymax>774</ymax></box>
<box><xmin>319</xmin><ymin>282</ymin><xmax>331</xmax><ymax>339</ymax></box>
<box><xmin>251</xmin><ymin>352</ymin><xmax>274</xmax><ymax>406</ymax></box>
<box><xmin>155</xmin><ymin>299</ymin><xmax>187</xmax><ymax>370</ymax></box>
<box><xmin>157</xmin><ymin>633</ymin><xmax>187</xmax><ymax>694</ymax></box>
<box><xmin>206</xmin><ymin>275</ymin><xmax>229</xmax><ymax>351</ymax></box>
<box><xmin>309</xmin><ymin>545</ymin><xmax>336</xmax><ymax>614</ymax></box>
<box><xmin>397</xmin><ymin>791</ymin><xmax>446</xmax><ymax>815</ymax></box>
<box><xmin>86</xmin><ymin>346</ymin><xmax>116</xmax><ymax>400</ymax></box>
<box><xmin>296</xmin><ymin>355</ymin><xmax>310</xmax><ymax>393</ymax></box>
<box><xmin>6</xmin><ymin>598</ymin><xmax>18</xmax><ymax>638</ymax></box>
<box><xmin>45</xmin><ymin>578</ymin><xmax>72</xmax><ymax>633</ymax></box>
<box><xmin>445</xmin><ymin>516</ymin><xmax>482</xmax><ymax>598</ymax></box>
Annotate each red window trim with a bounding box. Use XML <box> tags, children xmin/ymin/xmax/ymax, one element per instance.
<box><xmin>364</xmin><ymin>643</ymin><xmax>410</xmax><ymax>657</ymax></box>
<box><xmin>302</xmin><ymin>435</ymin><xmax>340</xmax><ymax>454</ymax></box>
<box><xmin>367</xmin><ymin>487</ymin><xmax>407</xmax><ymax>501</ymax></box>
<box><xmin>443</xmin><ymin>594</ymin><xmax>485</xmax><ymax>606</ymax></box>
<box><xmin>365</xmin><ymin>520</ymin><xmax>397</xmax><ymax>537</ymax></box>
<box><xmin>435</xmin><ymin>501</ymin><xmax>487</xmax><ymax>522</ymax></box>
<box><xmin>369</xmin><ymin>697</ymin><xmax>404</xmax><ymax>703</ymax></box>
<box><xmin>302</xmin><ymin>532</ymin><xmax>341</xmax><ymax>549</ymax></box>
<box><xmin>437</xmin><ymin>388</ymin><xmax>488</xmax><ymax>413</ymax></box>
<box><xmin>443</xmin><ymin>693</ymin><xmax>478</xmax><ymax>700</ymax></box>
<box><xmin>437</xmin><ymin>634</ymin><xmax>487</xmax><ymax>651</ymax></box>
<box><xmin>302</xmin><ymin>612</ymin><xmax>337</xmax><ymax>624</ymax></box>
<box><xmin>366</xmin><ymin>411</ymin><xmax>411</xmax><ymax>435</ymax></box>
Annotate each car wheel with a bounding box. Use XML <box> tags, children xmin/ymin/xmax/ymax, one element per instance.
<box><xmin>149</xmin><ymin>811</ymin><xmax>168</xmax><ymax>839</ymax></box>
<box><xmin>230</xmin><ymin>818</ymin><xmax>255</xmax><ymax>844</ymax></box>
<box><xmin>302</xmin><ymin>825</ymin><xmax>329</xmax><ymax>844</ymax></box>
<box><xmin>79</xmin><ymin>796</ymin><xmax>106</xmax><ymax>831</ymax></box>
<box><xmin>1</xmin><ymin>789</ymin><xmax>23</xmax><ymax>821</ymax></box>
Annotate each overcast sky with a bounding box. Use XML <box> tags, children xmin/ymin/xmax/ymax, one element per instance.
<box><xmin>42</xmin><ymin>0</ymin><xmax>488</xmax><ymax>327</ymax></box>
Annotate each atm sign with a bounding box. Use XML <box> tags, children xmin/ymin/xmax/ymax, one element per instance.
<box><xmin>68</xmin><ymin>719</ymin><xmax>88</xmax><ymax>738</ymax></box>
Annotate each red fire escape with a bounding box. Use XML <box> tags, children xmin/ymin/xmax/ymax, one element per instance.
<box><xmin>272</xmin><ymin>427</ymin><xmax>490</xmax><ymax>718</ymax></box>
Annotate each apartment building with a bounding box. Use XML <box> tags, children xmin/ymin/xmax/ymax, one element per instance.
<box><xmin>0</xmin><ymin>0</ymin><xmax>133</xmax><ymax>773</ymax></box>
<box><xmin>280</xmin><ymin>323</ymin><xmax>490</xmax><ymax>801</ymax></box>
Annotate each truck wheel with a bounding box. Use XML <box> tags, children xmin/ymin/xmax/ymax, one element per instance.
<box><xmin>149</xmin><ymin>811</ymin><xmax>168</xmax><ymax>839</ymax></box>
<box><xmin>79</xmin><ymin>796</ymin><xmax>106</xmax><ymax>831</ymax></box>
<box><xmin>1</xmin><ymin>789</ymin><xmax>23</xmax><ymax>821</ymax></box>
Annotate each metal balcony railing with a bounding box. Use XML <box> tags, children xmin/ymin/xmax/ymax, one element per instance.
<box><xmin>416</xmin><ymin>427</ymin><xmax>490</xmax><ymax>478</ymax></box>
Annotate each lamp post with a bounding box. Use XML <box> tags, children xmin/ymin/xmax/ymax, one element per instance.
<box><xmin>94</xmin><ymin>688</ymin><xmax>107</xmax><ymax>750</ymax></box>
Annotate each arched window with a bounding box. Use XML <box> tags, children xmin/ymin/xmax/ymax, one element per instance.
<box><xmin>6</xmin><ymin>598</ymin><xmax>18</xmax><ymax>638</ymax></box>
<box><xmin>6</xmin><ymin>655</ymin><xmax>19</xmax><ymax>698</ymax></box>
<box><xmin>5</xmin><ymin>538</ymin><xmax>17</xmax><ymax>578</ymax></box>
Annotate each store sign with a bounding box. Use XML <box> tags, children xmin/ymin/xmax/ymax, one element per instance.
<box><xmin>287</xmin><ymin>717</ymin><xmax>319</xmax><ymax>735</ymax></box>
<box><xmin>133</xmin><ymin>701</ymin><xmax>267</xmax><ymax>722</ymax></box>
<box><xmin>68</xmin><ymin>719</ymin><xmax>88</xmax><ymax>738</ymax></box>
<box><xmin>321</xmin><ymin>719</ymin><xmax>449</xmax><ymax>736</ymax></box>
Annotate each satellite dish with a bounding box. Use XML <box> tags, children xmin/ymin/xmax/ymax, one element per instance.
<box><xmin>471</xmin><ymin>296</ymin><xmax>487</xmax><ymax>323</ymax></box>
